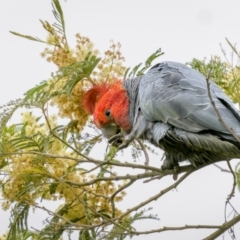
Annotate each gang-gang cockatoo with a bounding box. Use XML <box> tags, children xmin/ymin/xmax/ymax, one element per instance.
<box><xmin>83</xmin><ymin>61</ymin><xmax>240</xmax><ymax>173</ymax></box>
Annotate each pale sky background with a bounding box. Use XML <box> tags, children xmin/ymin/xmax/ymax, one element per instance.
<box><xmin>1</xmin><ymin>0</ymin><xmax>240</xmax><ymax>239</ymax></box>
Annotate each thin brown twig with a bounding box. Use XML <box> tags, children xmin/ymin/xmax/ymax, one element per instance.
<box><xmin>136</xmin><ymin>139</ymin><xmax>150</xmax><ymax>167</ymax></box>
<box><xmin>29</xmin><ymin>202</ymin><xmax>91</xmax><ymax>228</ymax></box>
<box><xmin>205</xmin><ymin>68</ymin><xmax>240</xmax><ymax>144</ymax></box>
<box><xmin>213</xmin><ymin>163</ymin><xmax>240</xmax><ymax>176</ymax></box>
<box><xmin>64</xmin><ymin>181</ymin><xmax>132</xmax><ymax>238</ymax></box>
<box><xmin>213</xmin><ymin>163</ymin><xmax>231</xmax><ymax>173</ymax></box>
<box><xmin>118</xmin><ymin>169</ymin><xmax>195</xmax><ymax>220</ymax></box>
<box><xmin>226</xmin><ymin>160</ymin><xmax>237</xmax><ymax>202</ymax></box>
<box><xmin>56</xmin><ymin>160</ymin><xmax>218</xmax><ymax>188</ymax></box>
<box><xmin>57</xmin><ymin>172</ymin><xmax>160</xmax><ymax>187</ymax></box>
<box><xmin>81</xmin><ymin>187</ymin><xmax>110</xmax><ymax>200</ymax></box>
<box><xmin>42</xmin><ymin>106</ymin><xmax>96</xmax><ymax>162</ymax></box>
<box><xmin>127</xmin><ymin>224</ymin><xmax>221</xmax><ymax>235</ymax></box>
<box><xmin>110</xmin><ymin>179</ymin><xmax>136</xmax><ymax>218</ymax></box>
<box><xmin>2</xmin><ymin>151</ymin><xmax>166</xmax><ymax>173</ymax></box>
<box><xmin>143</xmin><ymin>175</ymin><xmax>165</xmax><ymax>183</ymax></box>
<box><xmin>82</xmin><ymin>162</ymin><xmax>106</xmax><ymax>174</ymax></box>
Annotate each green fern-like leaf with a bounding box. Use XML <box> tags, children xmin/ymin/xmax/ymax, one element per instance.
<box><xmin>7</xmin><ymin>202</ymin><xmax>30</xmax><ymax>240</ymax></box>
<box><xmin>60</xmin><ymin>53</ymin><xmax>101</xmax><ymax>98</ymax></box>
<box><xmin>0</xmin><ymin>99</ymin><xmax>24</xmax><ymax>134</ymax></box>
<box><xmin>9</xmin><ymin>31</ymin><xmax>47</xmax><ymax>44</ymax></box>
<box><xmin>52</xmin><ymin>0</ymin><xmax>65</xmax><ymax>34</ymax></box>
<box><xmin>52</xmin><ymin>0</ymin><xmax>69</xmax><ymax>51</ymax></box>
<box><xmin>37</xmin><ymin>205</ymin><xmax>71</xmax><ymax>240</ymax></box>
<box><xmin>107</xmin><ymin>208</ymin><xmax>159</xmax><ymax>240</ymax></box>
<box><xmin>226</xmin><ymin>38</ymin><xmax>240</xmax><ymax>59</ymax></box>
<box><xmin>124</xmin><ymin>48</ymin><xmax>164</xmax><ymax>79</ymax></box>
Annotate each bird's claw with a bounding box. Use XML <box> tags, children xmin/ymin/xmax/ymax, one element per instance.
<box><xmin>173</xmin><ymin>165</ymin><xmax>179</xmax><ymax>180</ymax></box>
<box><xmin>108</xmin><ymin>133</ymin><xmax>130</xmax><ymax>150</ymax></box>
<box><xmin>161</xmin><ymin>159</ymin><xmax>179</xmax><ymax>180</ymax></box>
<box><xmin>108</xmin><ymin>133</ymin><xmax>123</xmax><ymax>144</ymax></box>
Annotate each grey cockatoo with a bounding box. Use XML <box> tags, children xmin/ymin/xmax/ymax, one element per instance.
<box><xmin>83</xmin><ymin>61</ymin><xmax>240</xmax><ymax>171</ymax></box>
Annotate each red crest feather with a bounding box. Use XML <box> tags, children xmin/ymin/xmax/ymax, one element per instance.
<box><xmin>83</xmin><ymin>83</ymin><xmax>111</xmax><ymax>114</ymax></box>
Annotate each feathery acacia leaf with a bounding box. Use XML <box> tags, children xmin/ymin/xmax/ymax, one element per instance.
<box><xmin>61</xmin><ymin>53</ymin><xmax>101</xmax><ymax>98</ymax></box>
<box><xmin>0</xmin><ymin>99</ymin><xmax>24</xmax><ymax>134</ymax></box>
<box><xmin>9</xmin><ymin>31</ymin><xmax>47</xmax><ymax>44</ymax></box>
<box><xmin>7</xmin><ymin>202</ymin><xmax>30</xmax><ymax>240</ymax></box>
<box><xmin>52</xmin><ymin>0</ymin><xmax>65</xmax><ymax>33</ymax></box>
<box><xmin>226</xmin><ymin>37</ymin><xmax>240</xmax><ymax>59</ymax></box>
<box><xmin>124</xmin><ymin>48</ymin><xmax>164</xmax><ymax>79</ymax></box>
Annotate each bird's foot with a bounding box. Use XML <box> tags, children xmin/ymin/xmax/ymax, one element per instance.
<box><xmin>108</xmin><ymin>134</ymin><xmax>129</xmax><ymax>149</ymax></box>
<box><xmin>108</xmin><ymin>133</ymin><xmax>123</xmax><ymax>146</ymax></box>
<box><xmin>108</xmin><ymin>133</ymin><xmax>133</xmax><ymax>150</ymax></box>
<box><xmin>161</xmin><ymin>159</ymin><xmax>179</xmax><ymax>180</ymax></box>
<box><xmin>172</xmin><ymin>165</ymin><xmax>179</xmax><ymax>180</ymax></box>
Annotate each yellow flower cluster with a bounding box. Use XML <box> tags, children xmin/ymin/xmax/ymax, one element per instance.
<box><xmin>1</xmin><ymin>112</ymin><xmax>76</xmax><ymax>205</ymax></box>
<box><xmin>41</xmin><ymin>20</ymin><xmax>75</xmax><ymax>67</ymax></box>
<box><xmin>57</xmin><ymin>175</ymin><xmax>126</xmax><ymax>224</ymax></box>
<box><xmin>0</xmin><ymin>231</ymin><xmax>8</xmax><ymax>240</ymax></box>
<box><xmin>74</xmin><ymin>33</ymin><xmax>99</xmax><ymax>62</ymax></box>
<box><xmin>21</xmin><ymin>111</ymin><xmax>49</xmax><ymax>135</ymax></box>
<box><xmin>42</xmin><ymin>46</ymin><xmax>76</xmax><ymax>67</ymax></box>
<box><xmin>92</xmin><ymin>41</ymin><xmax>126</xmax><ymax>82</ymax></box>
<box><xmin>1</xmin><ymin>110</ymin><xmax>127</xmax><ymax>226</ymax></box>
<box><xmin>49</xmin><ymin>76</ymin><xmax>89</xmax><ymax>129</ymax></box>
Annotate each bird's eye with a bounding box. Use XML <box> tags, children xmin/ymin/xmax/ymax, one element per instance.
<box><xmin>105</xmin><ymin>110</ymin><xmax>111</xmax><ymax>117</ymax></box>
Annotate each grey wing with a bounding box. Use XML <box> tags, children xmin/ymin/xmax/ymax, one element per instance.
<box><xmin>139</xmin><ymin>61</ymin><xmax>240</xmax><ymax>138</ymax></box>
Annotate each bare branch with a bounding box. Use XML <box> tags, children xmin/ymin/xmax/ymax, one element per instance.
<box><xmin>214</xmin><ymin>163</ymin><xmax>232</xmax><ymax>173</ymax></box>
<box><xmin>0</xmin><ymin>151</ymin><xmax>194</xmax><ymax>174</ymax></box>
<box><xmin>29</xmin><ymin>202</ymin><xmax>92</xmax><ymax>228</ymax></box>
<box><xmin>129</xmin><ymin>224</ymin><xmax>221</xmax><ymax>235</ymax></box>
<box><xmin>213</xmin><ymin>163</ymin><xmax>240</xmax><ymax>176</ymax></box>
<box><xmin>110</xmin><ymin>180</ymin><xmax>136</xmax><ymax>218</ymax></box>
<box><xmin>203</xmin><ymin>214</ymin><xmax>240</xmax><ymax>240</ymax></box>
<box><xmin>226</xmin><ymin>161</ymin><xmax>236</xmax><ymax>202</ymax></box>
<box><xmin>118</xmin><ymin>170</ymin><xmax>195</xmax><ymax>220</ymax></box>
<box><xmin>143</xmin><ymin>175</ymin><xmax>165</xmax><ymax>183</ymax></box>
<box><xmin>136</xmin><ymin>139</ymin><xmax>150</xmax><ymax>167</ymax></box>
<box><xmin>57</xmin><ymin>172</ymin><xmax>160</xmax><ymax>187</ymax></box>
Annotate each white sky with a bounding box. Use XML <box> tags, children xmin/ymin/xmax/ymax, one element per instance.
<box><xmin>1</xmin><ymin>0</ymin><xmax>240</xmax><ymax>239</ymax></box>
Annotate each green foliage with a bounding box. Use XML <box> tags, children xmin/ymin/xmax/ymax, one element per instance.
<box><xmin>0</xmin><ymin>99</ymin><xmax>24</xmax><ymax>134</ymax></box>
<box><xmin>24</xmin><ymin>81</ymin><xmax>51</xmax><ymax>105</ymax></box>
<box><xmin>35</xmin><ymin>206</ymin><xmax>67</xmax><ymax>240</ymax></box>
<box><xmin>188</xmin><ymin>44</ymin><xmax>240</xmax><ymax>104</ymax></box>
<box><xmin>226</xmin><ymin>37</ymin><xmax>240</xmax><ymax>59</ymax></box>
<box><xmin>107</xmin><ymin>208</ymin><xmax>159</xmax><ymax>240</ymax></box>
<box><xmin>59</xmin><ymin>53</ymin><xmax>101</xmax><ymax>98</ymax></box>
<box><xmin>187</xmin><ymin>57</ymin><xmax>228</xmax><ymax>85</ymax></box>
<box><xmin>9</xmin><ymin>31</ymin><xmax>47</xmax><ymax>44</ymax></box>
<box><xmin>6</xmin><ymin>202</ymin><xmax>30</xmax><ymax>240</ymax></box>
<box><xmin>51</xmin><ymin>0</ymin><xmax>68</xmax><ymax>50</ymax></box>
<box><xmin>124</xmin><ymin>48</ymin><xmax>164</xmax><ymax>79</ymax></box>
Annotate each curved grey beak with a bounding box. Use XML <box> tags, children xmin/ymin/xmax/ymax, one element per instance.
<box><xmin>100</xmin><ymin>123</ymin><xmax>120</xmax><ymax>139</ymax></box>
